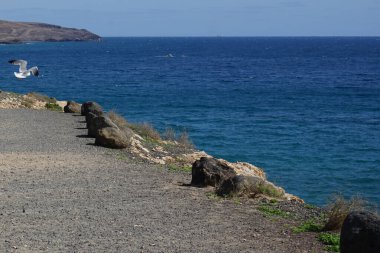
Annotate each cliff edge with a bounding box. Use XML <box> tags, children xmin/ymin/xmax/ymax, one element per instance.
<box><xmin>0</xmin><ymin>20</ymin><xmax>100</xmax><ymax>44</ymax></box>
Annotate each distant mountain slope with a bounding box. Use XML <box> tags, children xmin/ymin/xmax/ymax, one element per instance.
<box><xmin>0</xmin><ymin>20</ymin><xmax>100</xmax><ymax>43</ymax></box>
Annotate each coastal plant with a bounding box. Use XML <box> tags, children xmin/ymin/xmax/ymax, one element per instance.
<box><xmin>163</xmin><ymin>127</ymin><xmax>176</xmax><ymax>141</ymax></box>
<box><xmin>116</xmin><ymin>153</ymin><xmax>129</xmax><ymax>161</ymax></box>
<box><xmin>107</xmin><ymin>111</ymin><xmax>130</xmax><ymax>131</ymax></box>
<box><xmin>206</xmin><ymin>192</ymin><xmax>224</xmax><ymax>201</ymax></box>
<box><xmin>167</xmin><ymin>163</ymin><xmax>192</xmax><ymax>173</ymax></box>
<box><xmin>177</xmin><ymin>130</ymin><xmax>194</xmax><ymax>149</ymax></box>
<box><xmin>45</xmin><ymin>103</ymin><xmax>62</xmax><ymax>111</ymax></box>
<box><xmin>318</xmin><ymin>232</ymin><xmax>340</xmax><ymax>252</ymax></box>
<box><xmin>258</xmin><ymin>204</ymin><xmax>291</xmax><ymax>218</ymax></box>
<box><xmin>293</xmin><ymin>220</ymin><xmax>323</xmax><ymax>233</ymax></box>
<box><xmin>323</xmin><ymin>194</ymin><xmax>370</xmax><ymax>231</ymax></box>
<box><xmin>21</xmin><ymin>100</ymin><xmax>34</xmax><ymax>108</ymax></box>
<box><xmin>256</xmin><ymin>182</ymin><xmax>284</xmax><ymax>198</ymax></box>
<box><xmin>130</xmin><ymin>122</ymin><xmax>161</xmax><ymax>141</ymax></box>
<box><xmin>27</xmin><ymin>92</ymin><xmax>56</xmax><ymax>103</ymax></box>
<box><xmin>304</xmin><ymin>204</ymin><xmax>316</xmax><ymax>209</ymax></box>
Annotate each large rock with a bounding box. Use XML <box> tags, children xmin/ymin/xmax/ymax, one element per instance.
<box><xmin>191</xmin><ymin>157</ymin><xmax>236</xmax><ymax>187</ymax></box>
<box><xmin>86</xmin><ymin>112</ymin><xmax>97</xmax><ymax>129</ymax></box>
<box><xmin>81</xmin><ymin>101</ymin><xmax>103</xmax><ymax>116</ymax></box>
<box><xmin>64</xmin><ymin>101</ymin><xmax>81</xmax><ymax>113</ymax></box>
<box><xmin>88</xmin><ymin>115</ymin><xmax>118</xmax><ymax>137</ymax></box>
<box><xmin>216</xmin><ymin>175</ymin><xmax>285</xmax><ymax>198</ymax></box>
<box><xmin>217</xmin><ymin>159</ymin><xmax>266</xmax><ymax>179</ymax></box>
<box><xmin>340</xmin><ymin>211</ymin><xmax>380</xmax><ymax>253</ymax></box>
<box><xmin>95</xmin><ymin>127</ymin><xmax>132</xmax><ymax>149</ymax></box>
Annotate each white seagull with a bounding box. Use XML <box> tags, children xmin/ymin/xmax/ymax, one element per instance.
<box><xmin>8</xmin><ymin>59</ymin><xmax>39</xmax><ymax>79</ymax></box>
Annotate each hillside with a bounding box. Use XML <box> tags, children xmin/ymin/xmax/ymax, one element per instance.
<box><xmin>0</xmin><ymin>20</ymin><xmax>100</xmax><ymax>43</ymax></box>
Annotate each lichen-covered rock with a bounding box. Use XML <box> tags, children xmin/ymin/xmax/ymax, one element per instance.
<box><xmin>216</xmin><ymin>175</ymin><xmax>285</xmax><ymax>198</ymax></box>
<box><xmin>88</xmin><ymin>115</ymin><xmax>118</xmax><ymax>137</ymax></box>
<box><xmin>217</xmin><ymin>159</ymin><xmax>266</xmax><ymax>180</ymax></box>
<box><xmin>191</xmin><ymin>157</ymin><xmax>236</xmax><ymax>187</ymax></box>
<box><xmin>95</xmin><ymin>127</ymin><xmax>132</xmax><ymax>149</ymax></box>
<box><xmin>340</xmin><ymin>211</ymin><xmax>380</xmax><ymax>253</ymax></box>
<box><xmin>64</xmin><ymin>101</ymin><xmax>81</xmax><ymax>113</ymax></box>
<box><xmin>81</xmin><ymin>101</ymin><xmax>103</xmax><ymax>116</ymax></box>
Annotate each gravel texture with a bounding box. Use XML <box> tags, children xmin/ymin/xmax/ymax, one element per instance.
<box><xmin>0</xmin><ymin>109</ymin><xmax>326</xmax><ymax>252</ymax></box>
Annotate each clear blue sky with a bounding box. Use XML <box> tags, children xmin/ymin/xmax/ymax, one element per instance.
<box><xmin>0</xmin><ymin>0</ymin><xmax>379</xmax><ymax>36</ymax></box>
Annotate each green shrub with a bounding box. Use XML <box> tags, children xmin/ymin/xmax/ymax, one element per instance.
<box><xmin>257</xmin><ymin>182</ymin><xmax>284</xmax><ymax>198</ymax></box>
<box><xmin>167</xmin><ymin>164</ymin><xmax>192</xmax><ymax>172</ymax></box>
<box><xmin>258</xmin><ymin>204</ymin><xmax>291</xmax><ymax>218</ymax></box>
<box><xmin>293</xmin><ymin>220</ymin><xmax>323</xmax><ymax>233</ymax></box>
<box><xmin>318</xmin><ymin>232</ymin><xmax>340</xmax><ymax>252</ymax></box>
<box><xmin>45</xmin><ymin>103</ymin><xmax>62</xmax><ymax>111</ymax></box>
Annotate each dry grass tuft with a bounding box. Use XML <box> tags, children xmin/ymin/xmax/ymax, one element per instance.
<box><xmin>27</xmin><ymin>92</ymin><xmax>56</xmax><ymax>103</ymax></box>
<box><xmin>163</xmin><ymin>127</ymin><xmax>194</xmax><ymax>149</ymax></box>
<box><xmin>177</xmin><ymin>130</ymin><xmax>194</xmax><ymax>149</ymax></box>
<box><xmin>323</xmin><ymin>194</ymin><xmax>373</xmax><ymax>231</ymax></box>
<box><xmin>107</xmin><ymin>111</ymin><xmax>161</xmax><ymax>141</ymax></box>
<box><xmin>108</xmin><ymin>111</ymin><xmax>130</xmax><ymax>131</ymax></box>
<box><xmin>163</xmin><ymin>127</ymin><xmax>176</xmax><ymax>141</ymax></box>
<box><xmin>130</xmin><ymin>122</ymin><xmax>161</xmax><ymax>141</ymax></box>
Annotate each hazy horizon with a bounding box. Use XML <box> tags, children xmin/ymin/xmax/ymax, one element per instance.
<box><xmin>0</xmin><ymin>0</ymin><xmax>379</xmax><ymax>37</ymax></box>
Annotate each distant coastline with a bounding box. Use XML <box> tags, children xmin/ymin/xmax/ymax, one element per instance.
<box><xmin>0</xmin><ymin>20</ymin><xmax>100</xmax><ymax>44</ymax></box>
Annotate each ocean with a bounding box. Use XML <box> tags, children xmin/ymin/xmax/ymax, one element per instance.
<box><xmin>1</xmin><ymin>37</ymin><xmax>379</xmax><ymax>206</ymax></box>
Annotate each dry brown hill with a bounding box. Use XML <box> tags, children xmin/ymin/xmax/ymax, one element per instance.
<box><xmin>0</xmin><ymin>20</ymin><xmax>100</xmax><ymax>43</ymax></box>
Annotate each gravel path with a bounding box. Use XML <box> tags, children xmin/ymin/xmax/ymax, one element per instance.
<box><xmin>0</xmin><ymin>109</ymin><xmax>325</xmax><ymax>252</ymax></box>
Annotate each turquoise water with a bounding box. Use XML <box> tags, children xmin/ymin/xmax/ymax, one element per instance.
<box><xmin>1</xmin><ymin>37</ymin><xmax>379</xmax><ymax>206</ymax></box>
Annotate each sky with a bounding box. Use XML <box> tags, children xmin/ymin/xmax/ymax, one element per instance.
<box><xmin>0</xmin><ymin>0</ymin><xmax>379</xmax><ymax>36</ymax></box>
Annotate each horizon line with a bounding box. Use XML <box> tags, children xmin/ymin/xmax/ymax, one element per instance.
<box><xmin>98</xmin><ymin>35</ymin><xmax>380</xmax><ymax>38</ymax></box>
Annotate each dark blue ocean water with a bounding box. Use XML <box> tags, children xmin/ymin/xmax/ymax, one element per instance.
<box><xmin>1</xmin><ymin>37</ymin><xmax>379</xmax><ymax>206</ymax></box>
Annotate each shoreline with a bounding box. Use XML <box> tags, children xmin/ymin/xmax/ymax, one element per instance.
<box><xmin>2</xmin><ymin>89</ymin><xmax>361</xmax><ymax>252</ymax></box>
<box><xmin>0</xmin><ymin>90</ymin><xmax>303</xmax><ymax>203</ymax></box>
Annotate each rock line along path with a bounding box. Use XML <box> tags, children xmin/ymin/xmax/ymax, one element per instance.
<box><xmin>0</xmin><ymin>109</ymin><xmax>324</xmax><ymax>252</ymax></box>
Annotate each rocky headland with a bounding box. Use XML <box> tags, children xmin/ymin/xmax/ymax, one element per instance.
<box><xmin>0</xmin><ymin>20</ymin><xmax>100</xmax><ymax>44</ymax></box>
<box><xmin>1</xmin><ymin>90</ymin><xmax>378</xmax><ymax>252</ymax></box>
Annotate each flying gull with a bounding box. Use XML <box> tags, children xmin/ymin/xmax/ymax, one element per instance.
<box><xmin>8</xmin><ymin>60</ymin><xmax>39</xmax><ymax>79</ymax></box>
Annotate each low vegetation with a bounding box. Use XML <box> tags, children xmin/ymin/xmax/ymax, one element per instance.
<box><xmin>45</xmin><ymin>103</ymin><xmax>62</xmax><ymax>111</ymax></box>
<box><xmin>323</xmin><ymin>194</ymin><xmax>371</xmax><ymax>231</ymax></box>
<box><xmin>27</xmin><ymin>92</ymin><xmax>57</xmax><ymax>104</ymax></box>
<box><xmin>163</xmin><ymin>127</ymin><xmax>194</xmax><ymax>149</ymax></box>
<box><xmin>130</xmin><ymin>122</ymin><xmax>162</xmax><ymax>141</ymax></box>
<box><xmin>107</xmin><ymin>111</ymin><xmax>130</xmax><ymax>132</ymax></box>
<box><xmin>163</xmin><ymin>127</ymin><xmax>176</xmax><ymax>141</ymax></box>
<box><xmin>21</xmin><ymin>99</ymin><xmax>34</xmax><ymax>108</ymax></box>
<box><xmin>257</xmin><ymin>182</ymin><xmax>284</xmax><ymax>198</ymax></box>
<box><xmin>258</xmin><ymin>204</ymin><xmax>291</xmax><ymax>218</ymax></box>
<box><xmin>167</xmin><ymin>164</ymin><xmax>192</xmax><ymax>173</ymax></box>
<box><xmin>318</xmin><ymin>232</ymin><xmax>340</xmax><ymax>252</ymax></box>
<box><xmin>107</xmin><ymin>111</ymin><xmax>195</xmax><ymax>150</ymax></box>
<box><xmin>177</xmin><ymin>131</ymin><xmax>194</xmax><ymax>149</ymax></box>
<box><xmin>206</xmin><ymin>192</ymin><xmax>224</xmax><ymax>201</ymax></box>
<box><xmin>293</xmin><ymin>220</ymin><xmax>324</xmax><ymax>233</ymax></box>
<box><xmin>108</xmin><ymin>111</ymin><xmax>162</xmax><ymax>141</ymax></box>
